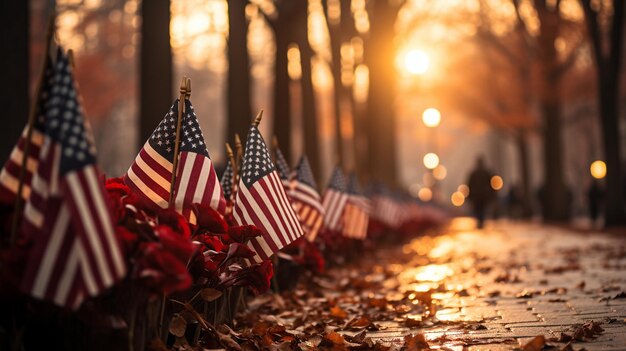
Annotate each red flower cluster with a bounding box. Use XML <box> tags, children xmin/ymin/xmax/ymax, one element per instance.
<box><xmin>104</xmin><ymin>177</ymin><xmax>274</xmax><ymax>297</ymax></box>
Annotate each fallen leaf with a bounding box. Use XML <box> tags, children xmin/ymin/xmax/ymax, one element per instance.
<box><xmin>200</xmin><ymin>287</ymin><xmax>223</xmax><ymax>302</ymax></box>
<box><xmin>522</xmin><ymin>335</ymin><xmax>545</xmax><ymax>351</ymax></box>
<box><xmin>169</xmin><ymin>314</ymin><xmax>187</xmax><ymax>338</ymax></box>
<box><xmin>330</xmin><ymin>306</ymin><xmax>348</xmax><ymax>320</ymax></box>
<box><xmin>404</xmin><ymin>334</ymin><xmax>430</xmax><ymax>350</ymax></box>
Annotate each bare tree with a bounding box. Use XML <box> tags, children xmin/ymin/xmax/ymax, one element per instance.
<box><xmin>0</xmin><ymin>1</ymin><xmax>29</xmax><ymax>161</ymax></box>
<box><xmin>364</xmin><ymin>0</ymin><xmax>404</xmax><ymax>185</ymax></box>
<box><xmin>140</xmin><ymin>0</ymin><xmax>172</xmax><ymax>147</ymax></box>
<box><xmin>227</xmin><ymin>0</ymin><xmax>253</xmax><ymax>142</ymax></box>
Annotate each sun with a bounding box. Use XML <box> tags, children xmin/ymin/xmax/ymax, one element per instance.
<box><xmin>404</xmin><ymin>49</ymin><xmax>430</xmax><ymax>75</ymax></box>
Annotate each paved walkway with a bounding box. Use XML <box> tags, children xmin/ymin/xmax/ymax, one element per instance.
<box><xmin>359</xmin><ymin>219</ymin><xmax>626</xmax><ymax>350</ymax></box>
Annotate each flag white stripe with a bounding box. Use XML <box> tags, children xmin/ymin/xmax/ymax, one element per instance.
<box><xmin>85</xmin><ymin>167</ymin><xmax>126</xmax><ymax>277</ymax></box>
<box><xmin>78</xmin><ymin>241</ymin><xmax>99</xmax><ymax>296</ymax></box>
<box><xmin>249</xmin><ymin>180</ymin><xmax>292</xmax><ymax>246</ymax></box>
<box><xmin>266</xmin><ymin>173</ymin><xmax>301</xmax><ymax>241</ymax></box>
<box><xmin>143</xmin><ymin>142</ymin><xmax>173</xmax><ymax>172</ymax></box>
<box><xmin>271</xmin><ymin>172</ymin><xmax>303</xmax><ymax>238</ymax></box>
<box><xmin>193</xmin><ymin>156</ymin><xmax>210</xmax><ymax>204</ymax></box>
<box><xmin>127</xmin><ymin>166</ymin><xmax>168</xmax><ymax>208</ymax></box>
<box><xmin>66</xmin><ymin>172</ymin><xmax>114</xmax><ymax>287</ymax></box>
<box><xmin>175</xmin><ymin>153</ymin><xmax>195</xmax><ymax>213</ymax></box>
<box><xmin>53</xmin><ymin>239</ymin><xmax>80</xmax><ymax>305</ymax></box>
<box><xmin>237</xmin><ymin>185</ymin><xmax>281</xmax><ymax>257</ymax></box>
<box><xmin>32</xmin><ymin>205</ymin><xmax>70</xmax><ymax>298</ymax></box>
<box><xmin>136</xmin><ymin>151</ymin><xmax>170</xmax><ymax>191</ymax></box>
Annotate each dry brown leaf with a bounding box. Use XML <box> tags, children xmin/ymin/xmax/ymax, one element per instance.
<box><xmin>169</xmin><ymin>313</ymin><xmax>187</xmax><ymax>338</ymax></box>
<box><xmin>404</xmin><ymin>333</ymin><xmax>430</xmax><ymax>350</ymax></box>
<box><xmin>200</xmin><ymin>287</ymin><xmax>223</xmax><ymax>302</ymax></box>
<box><xmin>522</xmin><ymin>335</ymin><xmax>545</xmax><ymax>351</ymax></box>
<box><xmin>330</xmin><ymin>306</ymin><xmax>348</xmax><ymax>319</ymax></box>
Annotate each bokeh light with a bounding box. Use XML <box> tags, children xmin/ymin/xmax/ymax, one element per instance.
<box><xmin>433</xmin><ymin>164</ymin><xmax>447</xmax><ymax>180</ymax></box>
<box><xmin>451</xmin><ymin>191</ymin><xmax>465</xmax><ymax>207</ymax></box>
<box><xmin>423</xmin><ymin>153</ymin><xmax>439</xmax><ymax>169</ymax></box>
<box><xmin>457</xmin><ymin>184</ymin><xmax>470</xmax><ymax>197</ymax></box>
<box><xmin>590</xmin><ymin>160</ymin><xmax>607</xmax><ymax>180</ymax></box>
<box><xmin>418</xmin><ymin>187</ymin><xmax>433</xmax><ymax>202</ymax></box>
<box><xmin>404</xmin><ymin>49</ymin><xmax>430</xmax><ymax>75</ymax></box>
<box><xmin>422</xmin><ymin>108</ymin><xmax>441</xmax><ymax>128</ymax></box>
<box><xmin>490</xmin><ymin>175</ymin><xmax>504</xmax><ymax>190</ymax></box>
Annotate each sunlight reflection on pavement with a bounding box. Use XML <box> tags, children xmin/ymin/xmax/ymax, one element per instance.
<box><xmin>378</xmin><ymin>218</ymin><xmax>626</xmax><ymax>350</ymax></box>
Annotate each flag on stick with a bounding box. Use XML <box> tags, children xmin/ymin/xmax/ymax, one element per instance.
<box><xmin>124</xmin><ymin>98</ymin><xmax>225</xmax><ymax>223</ymax></box>
<box><xmin>342</xmin><ymin>174</ymin><xmax>370</xmax><ymax>239</ymax></box>
<box><xmin>233</xmin><ymin>118</ymin><xmax>303</xmax><ymax>262</ymax></box>
<box><xmin>321</xmin><ymin>167</ymin><xmax>348</xmax><ymax>232</ymax></box>
<box><xmin>289</xmin><ymin>156</ymin><xmax>324</xmax><ymax>242</ymax></box>
<box><xmin>20</xmin><ymin>48</ymin><xmax>126</xmax><ymax>309</ymax></box>
<box><xmin>0</xmin><ymin>58</ymin><xmax>52</xmax><ymax>205</ymax></box>
<box><xmin>273</xmin><ymin>137</ymin><xmax>292</xmax><ymax>188</ymax></box>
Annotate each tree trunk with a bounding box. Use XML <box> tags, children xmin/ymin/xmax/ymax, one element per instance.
<box><xmin>516</xmin><ymin>132</ymin><xmax>533</xmax><ymax>218</ymax></box>
<box><xmin>296</xmin><ymin>5</ymin><xmax>322</xmax><ymax>179</ymax></box>
<box><xmin>273</xmin><ymin>30</ymin><xmax>292</xmax><ymax>162</ymax></box>
<box><xmin>364</xmin><ymin>0</ymin><xmax>399</xmax><ymax>185</ymax></box>
<box><xmin>581</xmin><ymin>0</ymin><xmax>626</xmax><ymax>226</ymax></box>
<box><xmin>227</xmin><ymin>0</ymin><xmax>252</xmax><ymax>142</ymax></box>
<box><xmin>0</xmin><ymin>0</ymin><xmax>29</xmax><ymax>161</ymax></box>
<box><xmin>599</xmin><ymin>75</ymin><xmax>625</xmax><ymax>225</ymax></box>
<box><xmin>536</xmin><ymin>5</ymin><xmax>568</xmax><ymax>222</ymax></box>
<box><xmin>140</xmin><ymin>0</ymin><xmax>172</xmax><ymax>146</ymax></box>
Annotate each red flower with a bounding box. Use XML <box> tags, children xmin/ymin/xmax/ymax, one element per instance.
<box><xmin>156</xmin><ymin>209</ymin><xmax>191</xmax><ymax>239</ymax></box>
<box><xmin>231</xmin><ymin>260</ymin><xmax>274</xmax><ymax>295</ymax></box>
<box><xmin>192</xmin><ymin>203</ymin><xmax>228</xmax><ymax>234</ymax></box>
<box><xmin>134</xmin><ymin>242</ymin><xmax>192</xmax><ymax>295</ymax></box>
<box><xmin>227</xmin><ymin>225</ymin><xmax>263</xmax><ymax>244</ymax></box>
<box><xmin>220</xmin><ymin>242</ymin><xmax>256</xmax><ymax>267</ymax></box>
<box><xmin>194</xmin><ymin>234</ymin><xmax>228</xmax><ymax>253</ymax></box>
<box><xmin>115</xmin><ymin>225</ymin><xmax>139</xmax><ymax>256</ymax></box>
<box><xmin>155</xmin><ymin>225</ymin><xmax>197</xmax><ymax>263</ymax></box>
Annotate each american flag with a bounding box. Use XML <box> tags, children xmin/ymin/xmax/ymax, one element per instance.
<box><xmin>233</xmin><ymin>125</ymin><xmax>303</xmax><ymax>262</ymax></box>
<box><xmin>289</xmin><ymin>156</ymin><xmax>324</xmax><ymax>242</ymax></box>
<box><xmin>124</xmin><ymin>99</ymin><xmax>225</xmax><ymax>223</ymax></box>
<box><xmin>274</xmin><ymin>143</ymin><xmax>292</xmax><ymax>188</ymax></box>
<box><xmin>220</xmin><ymin>159</ymin><xmax>234</xmax><ymax>202</ymax></box>
<box><xmin>342</xmin><ymin>174</ymin><xmax>370</xmax><ymax>239</ymax></box>
<box><xmin>20</xmin><ymin>48</ymin><xmax>126</xmax><ymax>309</ymax></box>
<box><xmin>0</xmin><ymin>55</ymin><xmax>53</xmax><ymax>205</ymax></box>
<box><xmin>321</xmin><ymin>167</ymin><xmax>348</xmax><ymax>232</ymax></box>
<box><xmin>370</xmin><ymin>185</ymin><xmax>404</xmax><ymax>229</ymax></box>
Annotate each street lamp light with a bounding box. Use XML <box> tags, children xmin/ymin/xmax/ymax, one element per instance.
<box><xmin>422</xmin><ymin>108</ymin><xmax>441</xmax><ymax>128</ymax></box>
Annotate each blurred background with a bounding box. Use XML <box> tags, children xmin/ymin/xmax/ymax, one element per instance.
<box><xmin>1</xmin><ymin>0</ymin><xmax>625</xmax><ymax>226</ymax></box>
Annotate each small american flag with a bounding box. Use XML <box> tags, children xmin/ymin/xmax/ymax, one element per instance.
<box><xmin>0</xmin><ymin>55</ymin><xmax>53</xmax><ymax>205</ymax></box>
<box><xmin>20</xmin><ymin>48</ymin><xmax>126</xmax><ymax>309</ymax></box>
<box><xmin>124</xmin><ymin>99</ymin><xmax>225</xmax><ymax>223</ymax></box>
<box><xmin>233</xmin><ymin>125</ymin><xmax>303</xmax><ymax>262</ymax></box>
<box><xmin>342</xmin><ymin>174</ymin><xmax>370</xmax><ymax>239</ymax></box>
<box><xmin>370</xmin><ymin>185</ymin><xmax>404</xmax><ymax>229</ymax></box>
<box><xmin>321</xmin><ymin>167</ymin><xmax>348</xmax><ymax>232</ymax></box>
<box><xmin>274</xmin><ymin>143</ymin><xmax>292</xmax><ymax>189</ymax></box>
<box><xmin>289</xmin><ymin>156</ymin><xmax>324</xmax><ymax>242</ymax></box>
<box><xmin>220</xmin><ymin>159</ymin><xmax>234</xmax><ymax>202</ymax></box>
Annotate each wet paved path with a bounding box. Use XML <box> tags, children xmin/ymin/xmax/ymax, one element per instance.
<box><xmin>359</xmin><ymin>219</ymin><xmax>626</xmax><ymax>350</ymax></box>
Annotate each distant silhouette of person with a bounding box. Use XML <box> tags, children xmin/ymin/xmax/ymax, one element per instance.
<box><xmin>466</xmin><ymin>156</ymin><xmax>495</xmax><ymax>229</ymax></box>
<box><xmin>587</xmin><ymin>180</ymin><xmax>604</xmax><ymax>224</ymax></box>
<box><xmin>507</xmin><ymin>184</ymin><xmax>523</xmax><ymax>218</ymax></box>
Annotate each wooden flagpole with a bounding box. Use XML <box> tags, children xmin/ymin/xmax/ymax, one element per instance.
<box><xmin>10</xmin><ymin>14</ymin><xmax>57</xmax><ymax>245</ymax></box>
<box><xmin>225</xmin><ymin>143</ymin><xmax>237</xmax><ymax>190</ymax></box>
<box><xmin>168</xmin><ymin>76</ymin><xmax>188</xmax><ymax>208</ymax></box>
<box><xmin>234</xmin><ymin>134</ymin><xmax>243</xmax><ymax>177</ymax></box>
<box><xmin>252</xmin><ymin>109</ymin><xmax>263</xmax><ymax>127</ymax></box>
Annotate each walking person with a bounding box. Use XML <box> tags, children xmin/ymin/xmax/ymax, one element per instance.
<box><xmin>466</xmin><ymin>156</ymin><xmax>496</xmax><ymax>229</ymax></box>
